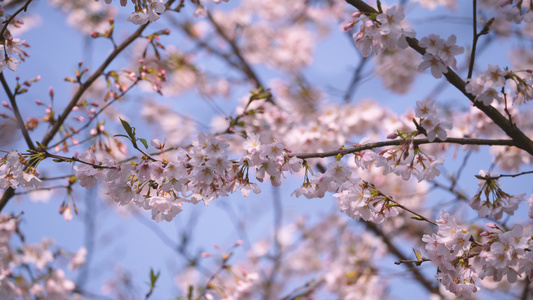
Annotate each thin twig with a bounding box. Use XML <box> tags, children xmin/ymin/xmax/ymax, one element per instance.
<box><xmin>41</xmin><ymin>151</ymin><xmax>116</xmax><ymax>169</ymax></box>
<box><xmin>0</xmin><ymin>21</ymin><xmax>151</xmax><ymax>212</ymax></box>
<box><xmin>47</xmin><ymin>80</ymin><xmax>139</xmax><ymax>150</ymax></box>
<box><xmin>478</xmin><ymin>170</ymin><xmax>533</xmax><ymax>180</ymax></box>
<box><xmin>343</xmin><ymin>50</ymin><xmax>369</xmax><ymax>103</ymax></box>
<box><xmin>13</xmin><ymin>185</ymin><xmax>69</xmax><ymax>195</ymax></box>
<box><xmin>0</xmin><ymin>0</ymin><xmax>33</xmax><ymax>39</ymax></box>
<box><xmin>206</xmin><ymin>12</ymin><xmax>263</xmax><ymax>89</ymax></box>
<box><xmin>383</xmin><ymin>194</ymin><xmax>438</xmax><ymax>226</ymax></box>
<box><xmin>394</xmin><ymin>258</ymin><xmax>431</xmax><ymax>265</ymax></box>
<box><xmin>40</xmin><ymin>23</ymin><xmax>150</xmax><ymax>148</ymax></box>
<box><xmin>0</xmin><ymin>73</ymin><xmax>35</xmax><ymax>150</ymax></box>
<box><xmin>364</xmin><ymin>221</ymin><xmax>441</xmax><ymax>295</ymax></box>
<box><xmin>467</xmin><ymin>0</ymin><xmax>477</xmax><ymax>79</ymax></box>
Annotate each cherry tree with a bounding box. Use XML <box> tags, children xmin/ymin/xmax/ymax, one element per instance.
<box><xmin>1</xmin><ymin>0</ymin><xmax>533</xmax><ymax>298</ymax></box>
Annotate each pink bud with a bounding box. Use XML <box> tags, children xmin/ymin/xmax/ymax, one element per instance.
<box><xmin>351</xmin><ymin>11</ymin><xmax>363</xmax><ymax>18</ymax></box>
<box><xmin>387</xmin><ymin>132</ymin><xmax>399</xmax><ymax>139</ymax></box>
<box><xmin>343</xmin><ymin>21</ymin><xmax>355</xmax><ymax>31</ymax></box>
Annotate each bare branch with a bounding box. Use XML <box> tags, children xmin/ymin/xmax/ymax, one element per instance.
<box><xmin>40</xmin><ymin>23</ymin><xmax>150</xmax><ymax>148</ymax></box>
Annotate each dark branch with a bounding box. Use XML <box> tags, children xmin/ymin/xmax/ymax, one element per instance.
<box><xmin>344</xmin><ymin>0</ymin><xmax>533</xmax><ymax>157</ymax></box>
<box><xmin>0</xmin><ymin>73</ymin><xmax>35</xmax><ymax>150</ymax></box>
<box><xmin>292</xmin><ymin>137</ymin><xmax>514</xmax><ymax>159</ymax></box>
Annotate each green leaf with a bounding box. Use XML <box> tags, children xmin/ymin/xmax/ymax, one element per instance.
<box><xmin>149</xmin><ymin>268</ymin><xmax>160</xmax><ymax>285</ymax></box>
<box><xmin>139</xmin><ymin>138</ymin><xmax>149</xmax><ymax>149</ymax></box>
<box><xmin>413</xmin><ymin>248</ymin><xmax>422</xmax><ymax>261</ymax></box>
<box><xmin>119</xmin><ymin>118</ymin><xmax>134</xmax><ymax>138</ymax></box>
<box><xmin>113</xmin><ymin>134</ymin><xmax>131</xmax><ymax>140</ymax></box>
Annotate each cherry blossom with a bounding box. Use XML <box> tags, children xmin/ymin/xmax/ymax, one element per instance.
<box><xmin>3</xmin><ymin>0</ymin><xmax>533</xmax><ymax>298</ymax></box>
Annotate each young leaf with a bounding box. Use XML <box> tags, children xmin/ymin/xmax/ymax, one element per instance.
<box><xmin>113</xmin><ymin>134</ymin><xmax>131</xmax><ymax>139</ymax></box>
<box><xmin>139</xmin><ymin>138</ymin><xmax>149</xmax><ymax>149</ymax></box>
<box><xmin>119</xmin><ymin>118</ymin><xmax>134</xmax><ymax>139</ymax></box>
<box><xmin>150</xmin><ymin>268</ymin><xmax>160</xmax><ymax>285</ymax></box>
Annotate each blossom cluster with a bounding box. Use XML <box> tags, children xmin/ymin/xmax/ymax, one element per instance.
<box><xmin>470</xmin><ymin>170</ymin><xmax>524</xmax><ymax>220</ymax></box>
<box><xmin>374</xmin><ymin>48</ymin><xmax>420</xmax><ymax>94</ymax></box>
<box><xmin>467</xmin><ymin>64</ymin><xmax>533</xmax><ymax>106</ymax></box>
<box><xmin>354</xmin><ymin>142</ymin><xmax>445</xmax><ymax>183</ymax></box>
<box><xmin>176</xmin><ymin>214</ymin><xmax>388</xmax><ymax>299</ymax></box>
<box><xmin>96</xmin><ymin>0</ymin><xmax>231</xmax><ymax>24</ymax></box>
<box><xmin>334</xmin><ymin>179</ymin><xmax>399</xmax><ymax>223</ymax></box>
<box><xmin>414</xmin><ymin>99</ymin><xmax>452</xmax><ymax>142</ymax></box>
<box><xmin>0</xmin><ymin>38</ymin><xmax>28</xmax><ymax>72</ymax></box>
<box><xmin>0</xmin><ymin>12</ymin><xmax>30</xmax><ymax>72</ymax></box>
<box><xmin>0</xmin><ymin>150</ymin><xmax>41</xmax><ymax>190</ymax></box>
<box><xmin>75</xmin><ymin>133</ymin><xmax>304</xmax><ymax>222</ymax></box>
<box><xmin>95</xmin><ymin>0</ymin><xmax>165</xmax><ymax>24</ymax></box>
<box><xmin>493</xmin><ymin>0</ymin><xmax>533</xmax><ymax>25</ymax></box>
<box><xmin>423</xmin><ymin>211</ymin><xmax>533</xmax><ymax>298</ymax></box>
<box><xmin>51</xmin><ymin>0</ymin><xmax>117</xmax><ymax>34</ymax></box>
<box><xmin>422</xmin><ymin>211</ymin><xmax>478</xmax><ymax>297</ymax></box>
<box><xmin>477</xmin><ymin>223</ymin><xmax>533</xmax><ymax>284</ymax></box>
<box><xmin>466</xmin><ymin>64</ymin><xmax>508</xmax><ymax>106</ymax></box>
<box><xmin>345</xmin><ymin>6</ymin><xmax>416</xmax><ymax>57</ymax></box>
<box><xmin>0</xmin><ymin>214</ymin><xmax>87</xmax><ymax>299</ymax></box>
<box><xmin>418</xmin><ymin>34</ymin><xmax>464</xmax><ymax>78</ymax></box>
<box><xmin>126</xmin><ymin>1</ymin><xmax>166</xmax><ymax>24</ymax></box>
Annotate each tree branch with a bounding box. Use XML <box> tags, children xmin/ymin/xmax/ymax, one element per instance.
<box><xmin>344</xmin><ymin>0</ymin><xmax>533</xmax><ymax>156</ymax></box>
<box><xmin>206</xmin><ymin>12</ymin><xmax>263</xmax><ymax>89</ymax></box>
<box><xmin>292</xmin><ymin>137</ymin><xmax>514</xmax><ymax>159</ymax></box>
<box><xmin>40</xmin><ymin>23</ymin><xmax>149</xmax><ymax>148</ymax></box>
<box><xmin>0</xmin><ymin>73</ymin><xmax>35</xmax><ymax>150</ymax></box>
<box><xmin>467</xmin><ymin>0</ymin><xmax>477</xmax><ymax>79</ymax></box>
<box><xmin>0</xmin><ymin>24</ymin><xmax>149</xmax><ymax>212</ymax></box>
<box><xmin>0</xmin><ymin>0</ymin><xmax>33</xmax><ymax>39</ymax></box>
<box><xmin>364</xmin><ymin>221</ymin><xmax>441</xmax><ymax>295</ymax></box>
